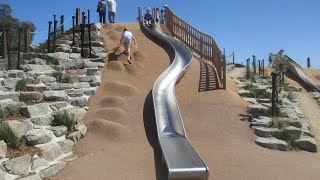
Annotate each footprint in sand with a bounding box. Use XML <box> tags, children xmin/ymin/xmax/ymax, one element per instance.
<box><xmin>102</xmin><ymin>81</ymin><xmax>140</xmax><ymax>97</ymax></box>
<box><xmin>98</xmin><ymin>96</ymin><xmax>128</xmax><ymax>109</ymax></box>
<box><xmin>89</xmin><ymin>119</ymin><xmax>129</xmax><ymax>140</ymax></box>
<box><xmin>93</xmin><ymin>107</ymin><xmax>129</xmax><ymax>126</ymax></box>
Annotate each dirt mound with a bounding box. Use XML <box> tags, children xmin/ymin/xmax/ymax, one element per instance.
<box><xmin>106</xmin><ymin>61</ymin><xmax>125</xmax><ymax>71</ymax></box>
<box><xmin>89</xmin><ymin>119</ymin><xmax>129</xmax><ymax>140</ymax></box>
<box><xmin>102</xmin><ymin>81</ymin><xmax>140</xmax><ymax>97</ymax></box>
<box><xmin>132</xmin><ymin>51</ymin><xmax>146</xmax><ymax>62</ymax></box>
<box><xmin>98</xmin><ymin>96</ymin><xmax>128</xmax><ymax>109</ymax></box>
<box><xmin>93</xmin><ymin>107</ymin><xmax>128</xmax><ymax>125</ymax></box>
<box><xmin>106</xmin><ymin>30</ymin><xmax>120</xmax><ymax>40</ymax></box>
<box><xmin>125</xmin><ymin>63</ymin><xmax>139</xmax><ymax>75</ymax></box>
<box><xmin>114</xmin><ymin>26</ymin><xmax>127</xmax><ymax>32</ymax></box>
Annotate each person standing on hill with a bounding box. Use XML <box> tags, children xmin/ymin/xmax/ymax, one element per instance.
<box><xmin>119</xmin><ymin>28</ymin><xmax>138</xmax><ymax>64</ymax></box>
<box><xmin>107</xmin><ymin>0</ymin><xmax>117</xmax><ymax>23</ymax></box>
<box><xmin>97</xmin><ymin>0</ymin><xmax>107</xmax><ymax>24</ymax></box>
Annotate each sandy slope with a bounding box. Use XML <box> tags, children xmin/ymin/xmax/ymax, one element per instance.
<box><xmin>54</xmin><ymin>24</ymin><xmax>320</xmax><ymax>180</ymax></box>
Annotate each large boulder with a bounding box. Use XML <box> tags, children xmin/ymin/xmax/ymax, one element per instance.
<box><xmin>29</xmin><ymin>58</ymin><xmax>46</xmax><ymax>65</ymax></box>
<box><xmin>26</xmin><ymin>129</ymin><xmax>53</xmax><ymax>146</ymax></box>
<box><xmin>37</xmin><ymin>75</ymin><xmax>56</xmax><ymax>84</ymax></box>
<box><xmin>250</xmin><ymin>116</ymin><xmax>272</xmax><ymax>127</ymax></box>
<box><xmin>0</xmin><ymin>91</ymin><xmax>20</xmax><ymax>101</ymax></box>
<box><xmin>0</xmin><ymin>140</ymin><xmax>7</xmax><ymax>159</ymax></box>
<box><xmin>68</xmin><ymin>96</ymin><xmax>88</xmax><ymax>107</ymax></box>
<box><xmin>248</xmin><ymin>104</ymin><xmax>269</xmax><ymax>117</ymax></box>
<box><xmin>43</xmin><ymin>91</ymin><xmax>68</xmax><ymax>101</ymax></box>
<box><xmin>39</xmin><ymin>162</ymin><xmax>66</xmax><ymax>178</ymax></box>
<box><xmin>31</xmin><ymin>155</ymin><xmax>50</xmax><ymax>170</ymax></box>
<box><xmin>3</xmin><ymin>154</ymin><xmax>31</xmax><ymax>176</ymax></box>
<box><xmin>20</xmin><ymin>103</ymin><xmax>51</xmax><ymax>117</ymax></box>
<box><xmin>7</xmin><ymin>70</ymin><xmax>26</xmax><ymax>78</ymax></box>
<box><xmin>46</xmin><ymin>52</ymin><xmax>69</xmax><ymax>61</ymax></box>
<box><xmin>73</xmin><ymin>82</ymin><xmax>90</xmax><ymax>89</ymax></box>
<box><xmin>56</xmin><ymin>44</ymin><xmax>71</xmax><ymax>53</ymax></box>
<box><xmin>252</xmin><ymin>127</ymin><xmax>281</xmax><ymax>138</ymax></box>
<box><xmin>29</xmin><ymin>115</ymin><xmax>53</xmax><ymax>126</ymax></box>
<box><xmin>49</xmin><ymin>101</ymin><xmax>70</xmax><ymax>111</ymax></box>
<box><xmin>40</xmin><ymin>143</ymin><xmax>64</xmax><ymax>161</ymax></box>
<box><xmin>26</xmin><ymin>84</ymin><xmax>50</xmax><ymax>92</ymax></box>
<box><xmin>296</xmin><ymin>137</ymin><xmax>317</xmax><ymax>152</ymax></box>
<box><xmin>49</xmin><ymin>126</ymin><xmax>68</xmax><ymax>137</ymax></box>
<box><xmin>7</xmin><ymin>120</ymin><xmax>33</xmax><ymax>139</ymax></box>
<box><xmin>18</xmin><ymin>174</ymin><xmax>42</xmax><ymax>180</ymax></box>
<box><xmin>49</xmin><ymin>83</ymin><xmax>74</xmax><ymax>90</ymax></box>
<box><xmin>255</xmin><ymin>137</ymin><xmax>288</xmax><ymax>151</ymax></box>
<box><xmin>58</xmin><ymin>59</ymin><xmax>84</xmax><ymax>69</ymax></box>
<box><xmin>19</xmin><ymin>92</ymin><xmax>43</xmax><ymax>102</ymax></box>
<box><xmin>57</xmin><ymin>139</ymin><xmax>74</xmax><ymax>153</ymax></box>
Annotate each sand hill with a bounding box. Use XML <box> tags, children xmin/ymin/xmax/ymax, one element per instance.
<box><xmin>54</xmin><ymin>23</ymin><xmax>320</xmax><ymax>180</ymax></box>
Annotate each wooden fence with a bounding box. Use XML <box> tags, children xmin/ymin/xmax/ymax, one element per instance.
<box><xmin>164</xmin><ymin>6</ymin><xmax>226</xmax><ymax>89</ymax></box>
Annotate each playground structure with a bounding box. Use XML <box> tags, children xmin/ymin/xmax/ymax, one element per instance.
<box><xmin>138</xmin><ymin>6</ymin><xmax>218</xmax><ymax>179</ymax></box>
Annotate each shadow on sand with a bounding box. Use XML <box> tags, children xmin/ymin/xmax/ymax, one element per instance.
<box><xmin>143</xmin><ymin>90</ymin><xmax>168</xmax><ymax>180</ymax></box>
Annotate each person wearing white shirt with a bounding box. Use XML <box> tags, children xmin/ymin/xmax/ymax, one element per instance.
<box><xmin>119</xmin><ymin>28</ymin><xmax>138</xmax><ymax>64</ymax></box>
<box><xmin>107</xmin><ymin>0</ymin><xmax>117</xmax><ymax>23</ymax></box>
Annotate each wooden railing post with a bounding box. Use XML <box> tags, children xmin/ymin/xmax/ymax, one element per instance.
<box><xmin>1</xmin><ymin>30</ymin><xmax>7</xmax><ymax>59</ymax></box>
<box><xmin>17</xmin><ymin>28</ymin><xmax>22</xmax><ymax>70</ymax></box>
<box><xmin>24</xmin><ymin>29</ymin><xmax>30</xmax><ymax>53</ymax></box>
<box><xmin>76</xmin><ymin>8</ymin><xmax>81</xmax><ymax>26</ymax></box>
<box><xmin>5</xmin><ymin>28</ymin><xmax>11</xmax><ymax>70</ymax></box>
<box><xmin>223</xmin><ymin>50</ymin><xmax>226</xmax><ymax>90</ymax></box>
<box><xmin>47</xmin><ymin>21</ymin><xmax>52</xmax><ymax>53</ymax></box>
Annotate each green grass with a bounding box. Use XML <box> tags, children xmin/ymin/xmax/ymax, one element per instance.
<box><xmin>279</xmin><ymin>129</ymin><xmax>299</xmax><ymax>149</ymax></box>
<box><xmin>272</xmin><ymin>117</ymin><xmax>287</xmax><ymax>130</ymax></box>
<box><xmin>51</xmin><ymin>68</ymin><xmax>71</xmax><ymax>83</ymax></box>
<box><xmin>0</xmin><ymin>120</ymin><xmax>20</xmax><ymax>149</ymax></box>
<box><xmin>5</xmin><ymin>105</ymin><xmax>19</xmax><ymax>118</ymax></box>
<box><xmin>52</xmin><ymin>111</ymin><xmax>76</xmax><ymax>131</ymax></box>
<box><xmin>15</xmin><ymin>78</ymin><xmax>27</xmax><ymax>91</ymax></box>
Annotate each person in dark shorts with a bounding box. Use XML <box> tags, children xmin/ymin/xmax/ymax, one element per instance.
<box><xmin>97</xmin><ymin>0</ymin><xmax>107</xmax><ymax>24</ymax></box>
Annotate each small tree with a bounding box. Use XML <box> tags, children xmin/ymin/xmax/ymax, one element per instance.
<box><xmin>272</xmin><ymin>54</ymin><xmax>288</xmax><ymax>90</ymax></box>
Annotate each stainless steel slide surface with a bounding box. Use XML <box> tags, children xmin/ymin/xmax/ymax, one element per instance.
<box><xmin>285</xmin><ymin>55</ymin><xmax>320</xmax><ymax>92</ymax></box>
<box><xmin>141</xmin><ymin>24</ymin><xmax>209</xmax><ymax>179</ymax></box>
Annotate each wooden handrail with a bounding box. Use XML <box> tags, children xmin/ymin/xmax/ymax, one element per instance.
<box><xmin>164</xmin><ymin>6</ymin><xmax>226</xmax><ymax>89</ymax></box>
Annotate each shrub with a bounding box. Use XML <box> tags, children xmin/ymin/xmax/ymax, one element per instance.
<box><xmin>5</xmin><ymin>105</ymin><xmax>19</xmax><ymax>118</ymax></box>
<box><xmin>0</xmin><ymin>120</ymin><xmax>20</xmax><ymax>149</ymax></box>
<box><xmin>0</xmin><ymin>109</ymin><xmax>4</xmax><ymax>119</ymax></box>
<box><xmin>272</xmin><ymin>118</ymin><xmax>287</xmax><ymax>130</ymax></box>
<box><xmin>287</xmin><ymin>91</ymin><xmax>295</xmax><ymax>102</ymax></box>
<box><xmin>52</xmin><ymin>111</ymin><xmax>76</xmax><ymax>131</ymax></box>
<box><xmin>15</xmin><ymin>78</ymin><xmax>27</xmax><ymax>91</ymax></box>
<box><xmin>52</xmin><ymin>70</ymin><xmax>63</xmax><ymax>82</ymax></box>
<box><xmin>279</xmin><ymin>129</ymin><xmax>299</xmax><ymax>149</ymax></box>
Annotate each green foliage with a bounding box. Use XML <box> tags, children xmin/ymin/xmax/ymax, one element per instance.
<box><xmin>15</xmin><ymin>78</ymin><xmax>27</xmax><ymax>91</ymax></box>
<box><xmin>279</xmin><ymin>129</ymin><xmax>299</xmax><ymax>149</ymax></box>
<box><xmin>272</xmin><ymin>118</ymin><xmax>287</xmax><ymax>130</ymax></box>
<box><xmin>250</xmin><ymin>75</ymin><xmax>256</xmax><ymax>83</ymax></box>
<box><xmin>287</xmin><ymin>91</ymin><xmax>295</xmax><ymax>102</ymax></box>
<box><xmin>5</xmin><ymin>105</ymin><xmax>19</xmax><ymax>117</ymax></box>
<box><xmin>51</xmin><ymin>69</ymin><xmax>71</xmax><ymax>83</ymax></box>
<box><xmin>52</xmin><ymin>111</ymin><xmax>76</xmax><ymax>131</ymax></box>
<box><xmin>0</xmin><ymin>120</ymin><xmax>20</xmax><ymax>149</ymax></box>
<box><xmin>0</xmin><ymin>4</ymin><xmax>36</xmax><ymax>50</ymax></box>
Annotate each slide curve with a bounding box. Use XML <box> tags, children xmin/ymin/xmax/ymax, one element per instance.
<box><xmin>141</xmin><ymin>23</ymin><xmax>209</xmax><ymax>180</ymax></box>
<box><xmin>285</xmin><ymin>55</ymin><xmax>320</xmax><ymax>92</ymax></box>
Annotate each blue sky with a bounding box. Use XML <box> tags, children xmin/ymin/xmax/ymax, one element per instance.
<box><xmin>3</xmin><ymin>0</ymin><xmax>320</xmax><ymax>68</ymax></box>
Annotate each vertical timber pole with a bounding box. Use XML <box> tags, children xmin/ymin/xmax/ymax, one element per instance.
<box><xmin>72</xmin><ymin>16</ymin><xmax>75</xmax><ymax>45</ymax></box>
<box><xmin>76</xmin><ymin>8</ymin><xmax>81</xmax><ymax>26</ymax></box>
<box><xmin>262</xmin><ymin>59</ymin><xmax>265</xmax><ymax>78</ymax></box>
<box><xmin>53</xmin><ymin>15</ymin><xmax>57</xmax><ymax>53</ymax></box>
<box><xmin>81</xmin><ymin>12</ymin><xmax>85</xmax><ymax>57</ymax></box>
<box><xmin>307</xmin><ymin>57</ymin><xmax>311</xmax><ymax>68</ymax></box>
<box><xmin>223</xmin><ymin>49</ymin><xmax>226</xmax><ymax>90</ymax></box>
<box><xmin>271</xmin><ymin>72</ymin><xmax>277</xmax><ymax>116</ymax></box>
<box><xmin>5</xmin><ymin>29</ymin><xmax>11</xmax><ymax>70</ymax></box>
<box><xmin>258</xmin><ymin>60</ymin><xmax>261</xmax><ymax>75</ymax></box>
<box><xmin>246</xmin><ymin>58</ymin><xmax>250</xmax><ymax>80</ymax></box>
<box><xmin>17</xmin><ymin>28</ymin><xmax>22</xmax><ymax>70</ymax></box>
<box><xmin>232</xmin><ymin>53</ymin><xmax>235</xmax><ymax>64</ymax></box>
<box><xmin>252</xmin><ymin>55</ymin><xmax>256</xmax><ymax>74</ymax></box>
<box><xmin>47</xmin><ymin>21</ymin><xmax>52</xmax><ymax>53</ymax></box>
<box><xmin>87</xmin><ymin>10</ymin><xmax>90</xmax><ymax>24</ymax></box>
<box><xmin>2</xmin><ymin>30</ymin><xmax>7</xmax><ymax>59</ymax></box>
<box><xmin>60</xmin><ymin>15</ymin><xmax>64</xmax><ymax>34</ymax></box>
<box><xmin>24</xmin><ymin>29</ymin><xmax>30</xmax><ymax>53</ymax></box>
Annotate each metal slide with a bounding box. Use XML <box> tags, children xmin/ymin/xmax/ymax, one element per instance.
<box><xmin>141</xmin><ymin>23</ymin><xmax>209</xmax><ymax>180</ymax></box>
<box><xmin>285</xmin><ymin>55</ymin><xmax>320</xmax><ymax>92</ymax></box>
